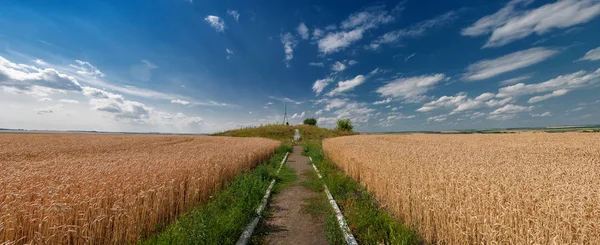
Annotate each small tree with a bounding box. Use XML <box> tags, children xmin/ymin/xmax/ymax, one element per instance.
<box><xmin>336</xmin><ymin>119</ymin><xmax>353</xmax><ymax>132</ymax></box>
<box><xmin>303</xmin><ymin>117</ymin><xmax>317</xmax><ymax>126</ymax></box>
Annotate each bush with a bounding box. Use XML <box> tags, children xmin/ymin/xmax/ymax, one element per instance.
<box><xmin>303</xmin><ymin>118</ymin><xmax>317</xmax><ymax>126</ymax></box>
<box><xmin>336</xmin><ymin>119</ymin><xmax>353</xmax><ymax>132</ymax></box>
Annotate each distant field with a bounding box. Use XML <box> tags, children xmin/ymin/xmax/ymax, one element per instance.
<box><xmin>0</xmin><ymin>134</ymin><xmax>279</xmax><ymax>244</ymax></box>
<box><xmin>323</xmin><ymin>133</ymin><xmax>600</xmax><ymax>244</ymax></box>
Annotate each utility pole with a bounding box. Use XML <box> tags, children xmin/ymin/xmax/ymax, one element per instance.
<box><xmin>283</xmin><ymin>104</ymin><xmax>287</xmax><ymax>125</ymax></box>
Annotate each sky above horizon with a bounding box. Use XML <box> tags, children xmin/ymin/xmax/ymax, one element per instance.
<box><xmin>0</xmin><ymin>0</ymin><xmax>599</xmax><ymax>133</ymax></box>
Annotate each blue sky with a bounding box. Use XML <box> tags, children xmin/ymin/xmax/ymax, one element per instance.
<box><xmin>0</xmin><ymin>0</ymin><xmax>599</xmax><ymax>133</ymax></box>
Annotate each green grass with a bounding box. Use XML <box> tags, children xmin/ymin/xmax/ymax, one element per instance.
<box><xmin>302</xmin><ymin>142</ymin><xmax>422</xmax><ymax>245</ymax></box>
<box><xmin>141</xmin><ymin>145</ymin><xmax>292</xmax><ymax>245</ymax></box>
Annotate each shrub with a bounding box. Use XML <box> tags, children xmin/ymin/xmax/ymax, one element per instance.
<box><xmin>336</xmin><ymin>119</ymin><xmax>353</xmax><ymax>132</ymax></box>
<box><xmin>303</xmin><ymin>117</ymin><xmax>317</xmax><ymax>126</ymax></box>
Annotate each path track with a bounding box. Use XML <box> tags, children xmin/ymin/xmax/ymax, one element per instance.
<box><xmin>262</xmin><ymin>145</ymin><xmax>328</xmax><ymax>245</ymax></box>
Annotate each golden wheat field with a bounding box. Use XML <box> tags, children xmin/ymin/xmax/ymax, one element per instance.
<box><xmin>323</xmin><ymin>133</ymin><xmax>600</xmax><ymax>244</ymax></box>
<box><xmin>0</xmin><ymin>134</ymin><xmax>279</xmax><ymax>244</ymax></box>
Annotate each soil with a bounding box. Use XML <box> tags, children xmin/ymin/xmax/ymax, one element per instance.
<box><xmin>262</xmin><ymin>145</ymin><xmax>328</xmax><ymax>245</ymax></box>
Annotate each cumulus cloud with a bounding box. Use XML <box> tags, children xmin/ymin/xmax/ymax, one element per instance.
<box><xmin>579</xmin><ymin>46</ymin><xmax>600</xmax><ymax>61</ymax></box>
<box><xmin>490</xmin><ymin>104</ymin><xmax>533</xmax><ymax>114</ymax></box>
<box><xmin>84</xmin><ymin>87</ymin><xmax>203</xmax><ymax>127</ymax></box>
<box><xmin>376</xmin><ymin>74</ymin><xmax>446</xmax><ymax>102</ymax></box>
<box><xmin>315</xmin><ymin>98</ymin><xmax>348</xmax><ymax>111</ymax></box>
<box><xmin>527</xmin><ymin>89</ymin><xmax>568</xmax><ymax>103</ymax></box>
<box><xmin>281</xmin><ymin>32</ymin><xmax>298</xmax><ymax>67</ymax></box>
<box><xmin>368</xmin><ymin>11</ymin><xmax>457</xmax><ymax>50</ymax></box>
<box><xmin>463</xmin><ymin>47</ymin><xmax>557</xmax><ymax>81</ymax></box>
<box><xmin>204</xmin><ymin>15</ymin><xmax>226</xmax><ymax>32</ymax></box>
<box><xmin>317</xmin><ymin>6</ymin><xmax>395</xmax><ymax>54</ymax></box>
<box><xmin>318</xmin><ymin>101</ymin><xmax>375</xmax><ymax>127</ymax></box>
<box><xmin>327</xmin><ymin>75</ymin><xmax>366</xmax><ymax>96</ymax></box>
<box><xmin>497</xmin><ymin>68</ymin><xmax>600</xmax><ymax>98</ymax></box>
<box><xmin>373</xmin><ymin>98</ymin><xmax>392</xmax><ymax>105</ymax></box>
<box><xmin>0</xmin><ymin>55</ymin><xmax>82</xmax><ymax>93</ymax></box>
<box><xmin>462</xmin><ymin>0</ymin><xmax>600</xmax><ymax>47</ymax></box>
<box><xmin>171</xmin><ymin>99</ymin><xmax>190</xmax><ymax>105</ymax></box>
<box><xmin>428</xmin><ymin>114</ymin><xmax>448</xmax><ymax>122</ymax></box>
<box><xmin>331</xmin><ymin>61</ymin><xmax>347</xmax><ymax>72</ymax></box>
<box><xmin>227</xmin><ymin>10</ymin><xmax>240</xmax><ymax>22</ymax></box>
<box><xmin>297</xmin><ymin>23</ymin><xmax>309</xmax><ymax>40</ymax></box>
<box><xmin>416</xmin><ymin>92</ymin><xmax>512</xmax><ymax>114</ymax></box>
<box><xmin>312</xmin><ymin>78</ymin><xmax>333</xmax><ymax>95</ymax></box>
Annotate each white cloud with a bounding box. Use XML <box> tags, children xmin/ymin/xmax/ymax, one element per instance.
<box><xmin>462</xmin><ymin>0</ymin><xmax>600</xmax><ymax>47</ymax></box>
<box><xmin>416</xmin><ymin>93</ymin><xmax>468</xmax><ymax>112</ymax></box>
<box><xmin>266</xmin><ymin>102</ymin><xmax>273</xmax><ymax>105</ymax></box>
<box><xmin>130</xmin><ymin>60</ymin><xmax>158</xmax><ymax>82</ymax></box>
<box><xmin>347</xmin><ymin>60</ymin><xmax>358</xmax><ymax>65</ymax></box>
<box><xmin>368</xmin><ymin>11</ymin><xmax>456</xmax><ymax>49</ymax></box>
<box><xmin>532</xmin><ymin>111</ymin><xmax>552</xmax><ymax>117</ymax></box>
<box><xmin>70</xmin><ymin>60</ymin><xmax>105</xmax><ymax>78</ymax></box>
<box><xmin>487</xmin><ymin>113</ymin><xmax>517</xmax><ymax>120</ymax></box>
<box><xmin>405</xmin><ymin>53</ymin><xmax>416</xmax><ymax>62</ymax></box>
<box><xmin>297</xmin><ymin>23</ymin><xmax>309</xmax><ymax>40</ymax></box>
<box><xmin>373</xmin><ymin>98</ymin><xmax>392</xmax><ymax>105</ymax></box>
<box><xmin>331</xmin><ymin>61</ymin><xmax>347</xmax><ymax>72</ymax></box>
<box><xmin>317</xmin><ymin>6</ymin><xmax>395</xmax><ymax>54</ymax></box>
<box><xmin>490</xmin><ymin>104</ymin><xmax>533</xmax><ymax>114</ymax></box>
<box><xmin>59</xmin><ymin>99</ymin><xmax>79</xmax><ymax>104</ymax></box>
<box><xmin>499</xmin><ymin>75</ymin><xmax>531</xmax><ymax>85</ymax></box>
<box><xmin>318</xmin><ymin>98</ymin><xmax>348</xmax><ymax>111</ymax></box>
<box><xmin>461</xmin><ymin>0</ymin><xmax>533</xmax><ymax>37</ymax></box>
<box><xmin>281</xmin><ymin>32</ymin><xmax>298</xmax><ymax>67</ymax></box>
<box><xmin>312</xmin><ymin>28</ymin><xmax>323</xmax><ymax>39</ymax></box>
<box><xmin>463</xmin><ymin>47</ymin><xmax>557</xmax><ymax>81</ymax></box>
<box><xmin>318</xmin><ymin>101</ymin><xmax>375</xmax><ymax>127</ymax></box>
<box><xmin>579</xmin><ymin>46</ymin><xmax>600</xmax><ymax>61</ymax></box>
<box><xmin>0</xmin><ymin>56</ymin><xmax>82</xmax><ymax>93</ymax></box>
<box><xmin>291</xmin><ymin>111</ymin><xmax>305</xmax><ymax>119</ymax></box>
<box><xmin>428</xmin><ymin>114</ymin><xmax>447</xmax><ymax>122</ymax></box>
<box><xmin>171</xmin><ymin>99</ymin><xmax>190</xmax><ymax>105</ymax></box>
<box><xmin>226</xmin><ymin>48</ymin><xmax>234</xmax><ymax>59</ymax></box>
<box><xmin>308</xmin><ymin>62</ymin><xmax>325</xmax><ymax>67</ymax></box>
<box><xmin>318</xmin><ymin>29</ymin><xmax>365</xmax><ymax>54</ymax></box>
<box><xmin>376</xmin><ymin>74</ymin><xmax>445</xmax><ymax>101</ymax></box>
<box><xmin>527</xmin><ymin>89</ymin><xmax>568</xmax><ymax>103</ymax></box>
<box><xmin>312</xmin><ymin>78</ymin><xmax>333</xmax><ymax>95</ymax></box>
<box><xmin>315</xmin><ymin>109</ymin><xmax>323</xmax><ymax>115</ymax></box>
<box><xmin>33</xmin><ymin>59</ymin><xmax>48</xmax><ymax>66</ymax></box>
<box><xmin>36</xmin><ymin>107</ymin><xmax>54</xmax><ymax>115</ymax></box>
<box><xmin>38</xmin><ymin>97</ymin><xmax>52</xmax><ymax>102</ymax></box>
<box><xmin>497</xmin><ymin>68</ymin><xmax>600</xmax><ymax>98</ymax></box>
<box><xmin>328</xmin><ymin>75</ymin><xmax>366</xmax><ymax>96</ymax></box>
<box><xmin>227</xmin><ymin>10</ymin><xmax>240</xmax><ymax>22</ymax></box>
<box><xmin>204</xmin><ymin>15</ymin><xmax>226</xmax><ymax>32</ymax></box>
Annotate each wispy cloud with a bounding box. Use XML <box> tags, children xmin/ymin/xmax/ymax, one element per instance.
<box><xmin>308</xmin><ymin>62</ymin><xmax>325</xmax><ymax>67</ymax></box>
<box><xmin>498</xmin><ymin>68</ymin><xmax>600</xmax><ymax>98</ymax></box>
<box><xmin>327</xmin><ymin>75</ymin><xmax>367</xmax><ymax>96</ymax></box>
<box><xmin>227</xmin><ymin>10</ymin><xmax>240</xmax><ymax>22</ymax></box>
<box><xmin>297</xmin><ymin>23</ymin><xmax>309</xmax><ymax>40</ymax></box>
<box><xmin>579</xmin><ymin>46</ymin><xmax>600</xmax><ymax>61</ymax></box>
<box><xmin>312</xmin><ymin>78</ymin><xmax>333</xmax><ymax>96</ymax></box>
<box><xmin>368</xmin><ymin>11</ymin><xmax>457</xmax><ymax>50</ymax></box>
<box><xmin>204</xmin><ymin>15</ymin><xmax>226</xmax><ymax>32</ymax></box>
<box><xmin>499</xmin><ymin>75</ymin><xmax>531</xmax><ymax>85</ymax></box>
<box><xmin>318</xmin><ymin>6</ymin><xmax>395</xmax><ymax>54</ymax></box>
<box><xmin>527</xmin><ymin>89</ymin><xmax>568</xmax><ymax>103</ymax></box>
<box><xmin>376</xmin><ymin>74</ymin><xmax>446</xmax><ymax>102</ymax></box>
<box><xmin>463</xmin><ymin>47</ymin><xmax>557</xmax><ymax>81</ymax></box>
<box><xmin>462</xmin><ymin>0</ymin><xmax>600</xmax><ymax>47</ymax></box>
<box><xmin>280</xmin><ymin>32</ymin><xmax>297</xmax><ymax>67</ymax></box>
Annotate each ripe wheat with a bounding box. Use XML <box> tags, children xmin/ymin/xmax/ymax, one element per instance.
<box><xmin>0</xmin><ymin>134</ymin><xmax>279</xmax><ymax>244</ymax></box>
<box><xmin>323</xmin><ymin>133</ymin><xmax>600</xmax><ymax>244</ymax></box>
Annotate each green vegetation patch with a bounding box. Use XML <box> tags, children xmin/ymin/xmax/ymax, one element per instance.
<box><xmin>213</xmin><ymin>124</ymin><xmax>354</xmax><ymax>142</ymax></box>
<box><xmin>141</xmin><ymin>145</ymin><xmax>292</xmax><ymax>245</ymax></box>
<box><xmin>302</xmin><ymin>142</ymin><xmax>421</xmax><ymax>245</ymax></box>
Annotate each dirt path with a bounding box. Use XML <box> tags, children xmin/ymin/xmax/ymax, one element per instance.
<box><xmin>262</xmin><ymin>145</ymin><xmax>328</xmax><ymax>245</ymax></box>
